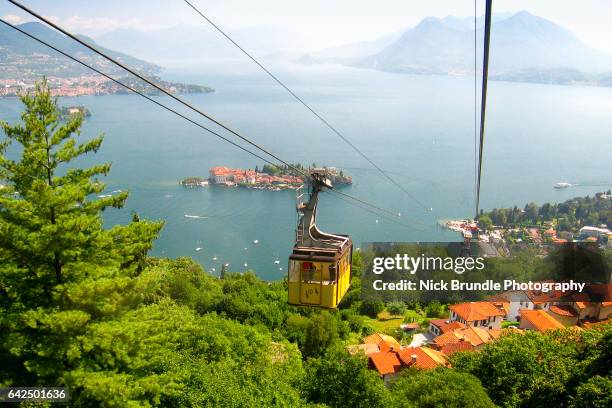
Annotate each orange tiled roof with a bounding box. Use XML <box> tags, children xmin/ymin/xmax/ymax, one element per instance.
<box><xmin>450</xmin><ymin>302</ymin><xmax>505</xmax><ymax>321</ymax></box>
<box><xmin>549</xmin><ymin>305</ymin><xmax>578</xmax><ymax>317</ymax></box>
<box><xmin>369</xmin><ymin>351</ymin><xmax>401</xmax><ymax>376</ymax></box>
<box><xmin>434</xmin><ymin>326</ymin><xmax>500</xmax><ymax>348</ymax></box>
<box><xmin>520</xmin><ymin>309</ymin><xmax>565</xmax><ymax>332</ymax></box>
<box><xmin>440</xmin><ymin>341</ymin><xmax>475</xmax><ymax>356</ymax></box>
<box><xmin>397</xmin><ymin>347</ymin><xmax>449</xmax><ymax>370</ymax></box>
<box><xmin>433</xmin><ymin>331</ymin><xmax>462</xmax><ymax>347</ymax></box>
<box><xmin>430</xmin><ymin>319</ymin><xmax>466</xmax><ymax>333</ymax></box>
<box><xmin>363</xmin><ymin>333</ymin><xmax>401</xmax><ymax>352</ymax></box>
<box><xmin>347</xmin><ymin>343</ymin><xmax>380</xmax><ymax>356</ymax></box>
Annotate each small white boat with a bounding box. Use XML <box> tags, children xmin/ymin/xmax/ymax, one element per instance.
<box><xmin>211</xmin><ymin>267</ymin><xmax>216</xmax><ymax>272</ymax></box>
<box><xmin>195</xmin><ymin>247</ymin><xmax>202</xmax><ymax>252</ymax></box>
<box><xmin>97</xmin><ymin>194</ymin><xmax>112</xmax><ymax>198</ymax></box>
<box><xmin>279</xmin><ymin>267</ymin><xmax>283</xmax><ymax>271</ymax></box>
<box><xmin>274</xmin><ymin>260</ymin><xmax>280</xmax><ymax>265</ymax></box>
<box><xmin>212</xmin><ymin>256</ymin><xmax>217</xmax><ymax>261</ymax></box>
<box><xmin>243</xmin><ymin>263</ymin><xmax>248</xmax><ymax>268</ymax></box>
<box><xmin>554</xmin><ymin>182</ymin><xmax>572</xmax><ymax>189</ymax></box>
<box><xmin>184</xmin><ymin>214</ymin><xmax>206</xmax><ymax>219</ymax></box>
<box><xmin>253</xmin><ymin>239</ymin><xmax>259</xmax><ymax>244</ymax></box>
<box><xmin>111</xmin><ymin>189</ymin><xmax>122</xmax><ymax>193</ymax></box>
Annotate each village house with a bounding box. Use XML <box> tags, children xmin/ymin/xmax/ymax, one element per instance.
<box><xmin>519</xmin><ymin>309</ymin><xmax>565</xmax><ymax>332</ymax></box>
<box><xmin>449</xmin><ymin>302</ymin><xmax>505</xmax><ymax>329</ymax></box>
<box><xmin>432</xmin><ymin>325</ymin><xmax>501</xmax><ymax>350</ymax></box>
<box><xmin>428</xmin><ymin>318</ymin><xmax>466</xmax><ymax>336</ymax></box>
<box><xmin>367</xmin><ymin>346</ymin><xmax>449</xmax><ymax>384</ymax></box>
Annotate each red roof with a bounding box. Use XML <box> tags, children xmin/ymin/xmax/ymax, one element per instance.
<box><xmin>520</xmin><ymin>309</ymin><xmax>565</xmax><ymax>332</ymax></box>
<box><xmin>396</xmin><ymin>347</ymin><xmax>448</xmax><ymax>369</ymax></box>
<box><xmin>368</xmin><ymin>351</ymin><xmax>401</xmax><ymax>376</ymax></box>
<box><xmin>549</xmin><ymin>305</ymin><xmax>578</xmax><ymax>317</ymax></box>
<box><xmin>430</xmin><ymin>319</ymin><xmax>466</xmax><ymax>333</ymax></box>
<box><xmin>363</xmin><ymin>333</ymin><xmax>401</xmax><ymax>352</ymax></box>
<box><xmin>440</xmin><ymin>341</ymin><xmax>475</xmax><ymax>356</ymax></box>
<box><xmin>450</xmin><ymin>302</ymin><xmax>505</xmax><ymax>321</ymax></box>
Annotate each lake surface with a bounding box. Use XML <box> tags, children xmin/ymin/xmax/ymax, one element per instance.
<box><xmin>1</xmin><ymin>64</ymin><xmax>611</xmax><ymax>280</ymax></box>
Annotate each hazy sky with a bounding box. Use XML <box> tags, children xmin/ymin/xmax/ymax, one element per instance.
<box><xmin>3</xmin><ymin>0</ymin><xmax>612</xmax><ymax>52</ymax></box>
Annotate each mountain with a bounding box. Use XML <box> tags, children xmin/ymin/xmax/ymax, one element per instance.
<box><xmin>0</xmin><ymin>21</ymin><xmax>161</xmax><ymax>78</ymax></box>
<box><xmin>301</xmin><ymin>11</ymin><xmax>612</xmax><ymax>84</ymax></box>
<box><xmin>300</xmin><ymin>31</ymin><xmax>403</xmax><ymax>65</ymax></box>
<box><xmin>0</xmin><ymin>22</ymin><xmax>214</xmax><ymax>97</ymax></box>
<box><xmin>95</xmin><ymin>25</ymin><xmax>314</xmax><ymax>66</ymax></box>
<box><xmin>360</xmin><ymin>11</ymin><xmax>612</xmax><ymax>75</ymax></box>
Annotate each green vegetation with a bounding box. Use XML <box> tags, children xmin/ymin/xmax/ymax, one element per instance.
<box><xmin>1</xmin><ymin>81</ymin><xmax>609</xmax><ymax>407</ymax></box>
<box><xmin>480</xmin><ymin>193</ymin><xmax>611</xmax><ymax>230</ymax></box>
<box><xmin>452</xmin><ymin>327</ymin><xmax>612</xmax><ymax>408</ymax></box>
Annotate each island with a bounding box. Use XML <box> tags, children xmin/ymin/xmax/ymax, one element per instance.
<box><xmin>180</xmin><ymin>177</ymin><xmax>209</xmax><ymax>187</ymax></box>
<box><xmin>60</xmin><ymin>105</ymin><xmax>91</xmax><ymax>117</ymax></box>
<box><xmin>181</xmin><ymin>164</ymin><xmax>353</xmax><ymax>191</ymax></box>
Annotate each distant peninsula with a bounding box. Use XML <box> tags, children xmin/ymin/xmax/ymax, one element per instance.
<box><xmin>0</xmin><ymin>22</ymin><xmax>213</xmax><ymax>97</ymax></box>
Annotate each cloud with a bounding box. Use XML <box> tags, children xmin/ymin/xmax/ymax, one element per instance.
<box><xmin>2</xmin><ymin>14</ymin><xmax>23</xmax><ymax>24</ymax></box>
<box><xmin>62</xmin><ymin>15</ymin><xmax>164</xmax><ymax>35</ymax></box>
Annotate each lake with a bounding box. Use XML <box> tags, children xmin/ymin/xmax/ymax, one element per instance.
<box><xmin>1</xmin><ymin>63</ymin><xmax>611</xmax><ymax>280</ymax></box>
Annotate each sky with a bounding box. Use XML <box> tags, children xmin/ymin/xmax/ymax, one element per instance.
<box><xmin>3</xmin><ymin>0</ymin><xmax>612</xmax><ymax>52</ymax></box>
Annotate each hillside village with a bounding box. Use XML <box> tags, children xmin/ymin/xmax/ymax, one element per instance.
<box><xmin>353</xmin><ymin>284</ymin><xmax>611</xmax><ymax>381</ymax></box>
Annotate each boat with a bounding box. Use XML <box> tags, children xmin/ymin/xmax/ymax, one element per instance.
<box><xmin>253</xmin><ymin>239</ymin><xmax>259</xmax><ymax>244</ymax></box>
<box><xmin>184</xmin><ymin>214</ymin><xmax>206</xmax><ymax>219</ymax></box>
<box><xmin>212</xmin><ymin>256</ymin><xmax>218</xmax><ymax>261</ymax></box>
<box><xmin>554</xmin><ymin>182</ymin><xmax>572</xmax><ymax>189</ymax></box>
<box><xmin>195</xmin><ymin>247</ymin><xmax>202</xmax><ymax>251</ymax></box>
<box><xmin>274</xmin><ymin>259</ymin><xmax>280</xmax><ymax>265</ymax></box>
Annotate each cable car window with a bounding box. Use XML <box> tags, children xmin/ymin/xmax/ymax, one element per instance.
<box><xmin>289</xmin><ymin>261</ymin><xmax>300</xmax><ymax>282</ymax></box>
<box><xmin>301</xmin><ymin>262</ymin><xmax>320</xmax><ymax>283</ymax></box>
<box><xmin>326</xmin><ymin>264</ymin><xmax>337</xmax><ymax>285</ymax></box>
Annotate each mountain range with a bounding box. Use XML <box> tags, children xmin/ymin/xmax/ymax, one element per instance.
<box><xmin>0</xmin><ymin>21</ymin><xmax>161</xmax><ymax>78</ymax></box>
<box><xmin>303</xmin><ymin>11</ymin><xmax>612</xmax><ymax>86</ymax></box>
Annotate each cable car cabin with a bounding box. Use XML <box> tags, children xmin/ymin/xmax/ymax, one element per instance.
<box><xmin>288</xmin><ymin>170</ymin><xmax>353</xmax><ymax>308</ymax></box>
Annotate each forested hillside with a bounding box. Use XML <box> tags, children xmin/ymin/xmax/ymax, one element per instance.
<box><xmin>1</xmin><ymin>81</ymin><xmax>610</xmax><ymax>406</ymax></box>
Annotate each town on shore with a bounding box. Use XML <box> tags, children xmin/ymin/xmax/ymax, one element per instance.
<box><xmin>442</xmin><ymin>191</ymin><xmax>612</xmax><ymax>256</ymax></box>
<box><xmin>181</xmin><ymin>164</ymin><xmax>352</xmax><ymax>191</ymax></box>
<box><xmin>0</xmin><ymin>75</ymin><xmax>214</xmax><ymax>98</ymax></box>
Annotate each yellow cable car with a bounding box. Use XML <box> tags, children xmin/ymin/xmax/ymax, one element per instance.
<box><xmin>288</xmin><ymin>170</ymin><xmax>353</xmax><ymax>308</ymax></box>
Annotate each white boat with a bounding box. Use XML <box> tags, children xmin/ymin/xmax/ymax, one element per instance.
<box><xmin>253</xmin><ymin>239</ymin><xmax>259</xmax><ymax>244</ymax></box>
<box><xmin>195</xmin><ymin>247</ymin><xmax>202</xmax><ymax>251</ymax></box>
<box><xmin>184</xmin><ymin>214</ymin><xmax>206</xmax><ymax>219</ymax></box>
<box><xmin>243</xmin><ymin>263</ymin><xmax>248</xmax><ymax>267</ymax></box>
<box><xmin>554</xmin><ymin>182</ymin><xmax>572</xmax><ymax>189</ymax></box>
<box><xmin>274</xmin><ymin>259</ymin><xmax>280</xmax><ymax>265</ymax></box>
<box><xmin>212</xmin><ymin>256</ymin><xmax>218</xmax><ymax>261</ymax></box>
<box><xmin>97</xmin><ymin>194</ymin><xmax>112</xmax><ymax>198</ymax></box>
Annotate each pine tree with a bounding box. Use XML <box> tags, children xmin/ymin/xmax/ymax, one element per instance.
<box><xmin>0</xmin><ymin>79</ymin><xmax>163</xmax><ymax>385</ymax></box>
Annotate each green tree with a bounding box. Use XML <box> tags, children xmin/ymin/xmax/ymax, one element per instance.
<box><xmin>478</xmin><ymin>214</ymin><xmax>493</xmax><ymax>230</ymax></box>
<box><xmin>569</xmin><ymin>376</ymin><xmax>612</xmax><ymax>408</ymax></box>
<box><xmin>303</xmin><ymin>311</ymin><xmax>339</xmax><ymax>358</ymax></box>
<box><xmin>0</xmin><ymin>80</ymin><xmax>163</xmax><ymax>386</ymax></box>
<box><xmin>360</xmin><ymin>301</ymin><xmax>384</xmax><ymax>318</ymax></box>
<box><xmin>387</xmin><ymin>301</ymin><xmax>406</xmax><ymax>316</ymax></box>
<box><xmin>303</xmin><ymin>345</ymin><xmax>389</xmax><ymax>408</ymax></box>
<box><xmin>451</xmin><ymin>329</ymin><xmax>600</xmax><ymax>407</ymax></box>
<box><xmin>389</xmin><ymin>368</ymin><xmax>495</xmax><ymax>408</ymax></box>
